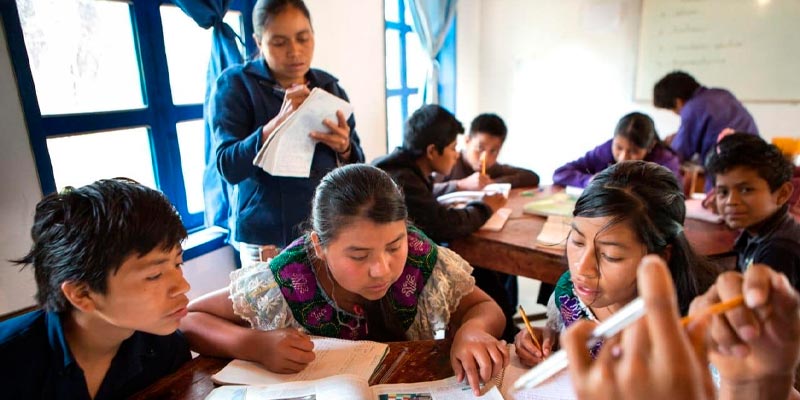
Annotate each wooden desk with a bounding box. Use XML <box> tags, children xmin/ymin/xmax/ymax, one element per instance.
<box><xmin>130</xmin><ymin>340</ymin><xmax>454</xmax><ymax>400</ymax></box>
<box><xmin>448</xmin><ymin>188</ymin><xmax>739</xmax><ymax>284</ymax></box>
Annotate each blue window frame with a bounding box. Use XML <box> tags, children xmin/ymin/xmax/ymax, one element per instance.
<box><xmin>384</xmin><ymin>0</ymin><xmax>456</xmax><ymax>151</ymax></box>
<box><xmin>0</xmin><ymin>0</ymin><xmax>255</xmax><ymax>237</ymax></box>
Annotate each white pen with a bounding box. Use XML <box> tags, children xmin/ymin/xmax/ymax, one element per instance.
<box><xmin>513</xmin><ymin>297</ymin><xmax>646</xmax><ymax>391</ymax></box>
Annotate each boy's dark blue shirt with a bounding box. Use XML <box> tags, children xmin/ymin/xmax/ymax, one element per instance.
<box><xmin>734</xmin><ymin>206</ymin><xmax>800</xmax><ymax>292</ymax></box>
<box><xmin>0</xmin><ymin>310</ymin><xmax>190</xmax><ymax>399</ymax></box>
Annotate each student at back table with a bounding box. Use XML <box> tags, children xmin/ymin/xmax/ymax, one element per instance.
<box><xmin>553</xmin><ymin>112</ymin><xmax>681</xmax><ymax>188</ymax></box>
<box><xmin>432</xmin><ymin>113</ymin><xmax>540</xmax><ymax>195</ymax></box>
<box><xmin>705</xmin><ymin>133</ymin><xmax>800</xmax><ymax>291</ymax></box>
<box><xmin>0</xmin><ymin>179</ymin><xmax>192</xmax><ymax>399</ymax></box>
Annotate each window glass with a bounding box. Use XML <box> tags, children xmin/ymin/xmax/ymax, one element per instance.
<box><xmin>385</xmin><ymin>0</ymin><xmax>400</xmax><ymax>22</ymax></box>
<box><xmin>176</xmin><ymin>120</ymin><xmax>206</xmax><ymax>214</ymax></box>
<box><xmin>406</xmin><ymin>31</ymin><xmax>429</xmax><ymax>91</ymax></box>
<box><xmin>17</xmin><ymin>0</ymin><xmax>144</xmax><ymax>115</ymax></box>
<box><xmin>386</xmin><ymin>96</ymin><xmax>403</xmax><ymax>151</ymax></box>
<box><xmin>46</xmin><ymin>128</ymin><xmax>156</xmax><ymax>190</ymax></box>
<box><xmin>161</xmin><ymin>6</ymin><xmax>244</xmax><ymax>105</ymax></box>
<box><xmin>385</xmin><ymin>30</ymin><xmax>401</xmax><ymax>89</ymax></box>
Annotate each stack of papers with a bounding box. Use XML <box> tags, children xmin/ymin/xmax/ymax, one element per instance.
<box><xmin>253</xmin><ymin>88</ymin><xmax>353</xmax><ymax>178</ymax></box>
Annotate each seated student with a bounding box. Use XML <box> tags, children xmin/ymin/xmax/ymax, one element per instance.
<box><xmin>372</xmin><ymin>104</ymin><xmax>506</xmax><ymax>242</ymax></box>
<box><xmin>564</xmin><ymin>258</ymin><xmax>800</xmax><ymax>400</ymax></box>
<box><xmin>552</xmin><ymin>112</ymin><xmax>681</xmax><ymax>188</ymax></box>
<box><xmin>179</xmin><ymin>164</ymin><xmax>508</xmax><ymax>396</ymax></box>
<box><xmin>705</xmin><ymin>133</ymin><xmax>800</xmax><ymax>291</ymax></box>
<box><xmin>433</xmin><ymin>113</ymin><xmax>540</xmax><ymax>195</ymax></box>
<box><xmin>0</xmin><ymin>179</ymin><xmax>192</xmax><ymax>399</ymax></box>
<box><xmin>372</xmin><ymin>105</ymin><xmax>516</xmax><ymax>341</ymax></box>
<box><xmin>516</xmin><ymin>161</ymin><xmax>719</xmax><ymax>365</ymax></box>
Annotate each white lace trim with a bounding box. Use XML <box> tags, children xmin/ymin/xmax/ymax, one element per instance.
<box><xmin>228</xmin><ymin>261</ymin><xmax>301</xmax><ymax>331</ymax></box>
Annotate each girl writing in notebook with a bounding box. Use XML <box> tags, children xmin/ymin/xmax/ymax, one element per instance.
<box><xmin>552</xmin><ymin>112</ymin><xmax>681</xmax><ymax>188</ymax></box>
<box><xmin>181</xmin><ymin>165</ymin><xmax>508</xmax><ymax>396</ymax></box>
<box><xmin>209</xmin><ymin>0</ymin><xmax>364</xmax><ymax>267</ymax></box>
<box><xmin>515</xmin><ymin>161</ymin><xmax>718</xmax><ymax>366</ymax></box>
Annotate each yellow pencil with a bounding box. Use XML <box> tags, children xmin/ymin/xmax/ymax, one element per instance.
<box><xmin>480</xmin><ymin>152</ymin><xmax>487</xmax><ymax>175</ymax></box>
<box><xmin>680</xmin><ymin>295</ymin><xmax>744</xmax><ymax>327</ymax></box>
<box><xmin>518</xmin><ymin>305</ymin><xmax>542</xmax><ymax>353</ymax></box>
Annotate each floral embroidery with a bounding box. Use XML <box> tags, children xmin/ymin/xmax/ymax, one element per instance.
<box><xmin>270</xmin><ymin>226</ymin><xmax>437</xmax><ymax>339</ymax></box>
<box><xmin>554</xmin><ymin>271</ymin><xmax>603</xmax><ymax>359</ymax></box>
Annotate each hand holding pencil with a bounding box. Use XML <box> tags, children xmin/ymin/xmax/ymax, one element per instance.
<box><xmin>514</xmin><ymin>306</ymin><xmax>557</xmax><ymax>367</ymax></box>
<box><xmin>689</xmin><ymin>264</ymin><xmax>800</xmax><ymax>399</ymax></box>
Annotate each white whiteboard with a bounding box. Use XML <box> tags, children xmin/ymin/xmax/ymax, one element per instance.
<box><xmin>635</xmin><ymin>0</ymin><xmax>800</xmax><ymax>102</ymax></box>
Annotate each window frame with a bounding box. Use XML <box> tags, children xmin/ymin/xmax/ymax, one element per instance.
<box><xmin>0</xmin><ymin>0</ymin><xmax>256</xmax><ymax>242</ymax></box>
<box><xmin>384</xmin><ymin>0</ymin><xmax>457</xmax><ymax>150</ymax></box>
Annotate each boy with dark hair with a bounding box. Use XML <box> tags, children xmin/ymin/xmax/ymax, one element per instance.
<box><xmin>433</xmin><ymin>113</ymin><xmax>539</xmax><ymax>194</ymax></box>
<box><xmin>373</xmin><ymin>105</ymin><xmax>518</xmax><ymax>340</ymax></box>
<box><xmin>0</xmin><ymin>178</ymin><xmax>192</xmax><ymax>399</ymax></box>
<box><xmin>706</xmin><ymin>133</ymin><xmax>800</xmax><ymax>290</ymax></box>
<box><xmin>373</xmin><ymin>105</ymin><xmax>506</xmax><ymax>243</ymax></box>
<box><xmin>653</xmin><ymin>71</ymin><xmax>758</xmax><ymax>177</ymax></box>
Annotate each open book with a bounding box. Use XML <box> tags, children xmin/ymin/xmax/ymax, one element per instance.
<box><xmin>436</xmin><ymin>183</ymin><xmax>512</xmax><ymax>206</ymax></box>
<box><xmin>205</xmin><ymin>375</ymin><xmax>504</xmax><ymax>400</ymax></box>
<box><xmin>253</xmin><ymin>87</ymin><xmax>354</xmax><ymax>178</ymax></box>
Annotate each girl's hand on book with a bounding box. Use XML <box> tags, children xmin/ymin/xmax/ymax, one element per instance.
<box><xmin>514</xmin><ymin>327</ymin><xmax>556</xmax><ymax>367</ymax></box>
<box><xmin>451</xmin><ymin>325</ymin><xmax>509</xmax><ymax>396</ymax></box>
<box><xmin>253</xmin><ymin>328</ymin><xmax>315</xmax><ymax>374</ymax></box>
<box><xmin>310</xmin><ymin>110</ymin><xmax>351</xmax><ymax>156</ymax></box>
<box><xmin>690</xmin><ymin>265</ymin><xmax>800</xmax><ymax>392</ymax></box>
<box><xmin>261</xmin><ymin>84</ymin><xmax>310</xmax><ymax>143</ymax></box>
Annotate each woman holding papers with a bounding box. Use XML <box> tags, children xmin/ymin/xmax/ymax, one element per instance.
<box><xmin>515</xmin><ymin>161</ymin><xmax>718</xmax><ymax>366</ymax></box>
<box><xmin>209</xmin><ymin>0</ymin><xmax>364</xmax><ymax>267</ymax></box>
<box><xmin>552</xmin><ymin>112</ymin><xmax>681</xmax><ymax>188</ymax></box>
<box><xmin>181</xmin><ymin>165</ymin><xmax>509</xmax><ymax>396</ymax></box>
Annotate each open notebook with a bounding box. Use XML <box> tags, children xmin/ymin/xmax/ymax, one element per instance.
<box><xmin>253</xmin><ymin>87</ymin><xmax>353</xmax><ymax>178</ymax></box>
<box><xmin>494</xmin><ymin>345</ymin><xmax>576</xmax><ymax>400</ymax></box>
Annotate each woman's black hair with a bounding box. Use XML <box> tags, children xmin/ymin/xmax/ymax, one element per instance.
<box><xmin>573</xmin><ymin>161</ymin><xmax>718</xmax><ymax>314</ymax></box>
<box><xmin>307</xmin><ymin>164</ymin><xmax>409</xmax><ymax>341</ymax></box>
<box><xmin>252</xmin><ymin>0</ymin><xmax>312</xmax><ymax>42</ymax></box>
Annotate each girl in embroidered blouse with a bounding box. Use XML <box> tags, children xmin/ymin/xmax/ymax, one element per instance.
<box><xmin>515</xmin><ymin>161</ymin><xmax>719</xmax><ymax>367</ymax></box>
<box><xmin>180</xmin><ymin>164</ymin><xmax>508</xmax><ymax>395</ymax></box>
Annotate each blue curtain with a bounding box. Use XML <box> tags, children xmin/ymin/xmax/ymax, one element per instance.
<box><xmin>407</xmin><ymin>0</ymin><xmax>458</xmax><ymax>104</ymax></box>
<box><xmin>174</xmin><ymin>0</ymin><xmax>244</xmax><ymax>238</ymax></box>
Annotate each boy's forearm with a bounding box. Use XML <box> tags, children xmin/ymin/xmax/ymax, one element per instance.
<box><xmin>180</xmin><ymin>312</ymin><xmax>257</xmax><ymax>361</ymax></box>
<box><xmin>718</xmin><ymin>375</ymin><xmax>796</xmax><ymax>400</ymax></box>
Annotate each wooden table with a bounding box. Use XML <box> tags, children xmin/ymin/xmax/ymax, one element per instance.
<box><xmin>448</xmin><ymin>188</ymin><xmax>739</xmax><ymax>284</ymax></box>
<box><xmin>130</xmin><ymin>340</ymin><xmax>454</xmax><ymax>400</ymax></box>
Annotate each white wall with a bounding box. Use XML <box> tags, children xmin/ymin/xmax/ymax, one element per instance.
<box><xmin>306</xmin><ymin>0</ymin><xmax>387</xmax><ymax>160</ymax></box>
<box><xmin>0</xmin><ymin>20</ymin><xmax>41</xmax><ymax>314</ymax></box>
<box><xmin>457</xmin><ymin>0</ymin><xmax>800</xmax><ymax>185</ymax></box>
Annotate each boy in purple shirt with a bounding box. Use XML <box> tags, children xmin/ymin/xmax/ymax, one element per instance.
<box><xmin>653</xmin><ymin>71</ymin><xmax>758</xmax><ymax>168</ymax></box>
<box><xmin>553</xmin><ymin>112</ymin><xmax>681</xmax><ymax>188</ymax></box>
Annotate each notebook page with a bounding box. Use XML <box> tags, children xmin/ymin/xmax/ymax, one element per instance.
<box><xmin>500</xmin><ymin>347</ymin><xmax>576</xmax><ymax>400</ymax></box>
<box><xmin>211</xmin><ymin>337</ymin><xmax>387</xmax><ymax>385</ymax></box>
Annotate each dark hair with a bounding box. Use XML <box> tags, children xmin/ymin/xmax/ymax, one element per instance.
<box><xmin>252</xmin><ymin>0</ymin><xmax>312</xmax><ymax>41</ymax></box>
<box><xmin>308</xmin><ymin>164</ymin><xmax>409</xmax><ymax>342</ymax></box>
<box><xmin>573</xmin><ymin>161</ymin><xmax>718</xmax><ymax>314</ymax></box>
<box><xmin>402</xmin><ymin>104</ymin><xmax>464</xmax><ymax>158</ymax></box>
<box><xmin>469</xmin><ymin>113</ymin><xmax>508</xmax><ymax>142</ymax></box>
<box><xmin>653</xmin><ymin>71</ymin><xmax>700</xmax><ymax>110</ymax></box>
<box><xmin>12</xmin><ymin>178</ymin><xmax>187</xmax><ymax>312</ymax></box>
<box><xmin>613</xmin><ymin>112</ymin><xmax>660</xmax><ymax>150</ymax></box>
<box><xmin>706</xmin><ymin>133</ymin><xmax>793</xmax><ymax>191</ymax></box>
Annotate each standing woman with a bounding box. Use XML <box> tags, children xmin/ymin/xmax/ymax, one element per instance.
<box><xmin>209</xmin><ymin>0</ymin><xmax>364</xmax><ymax>266</ymax></box>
